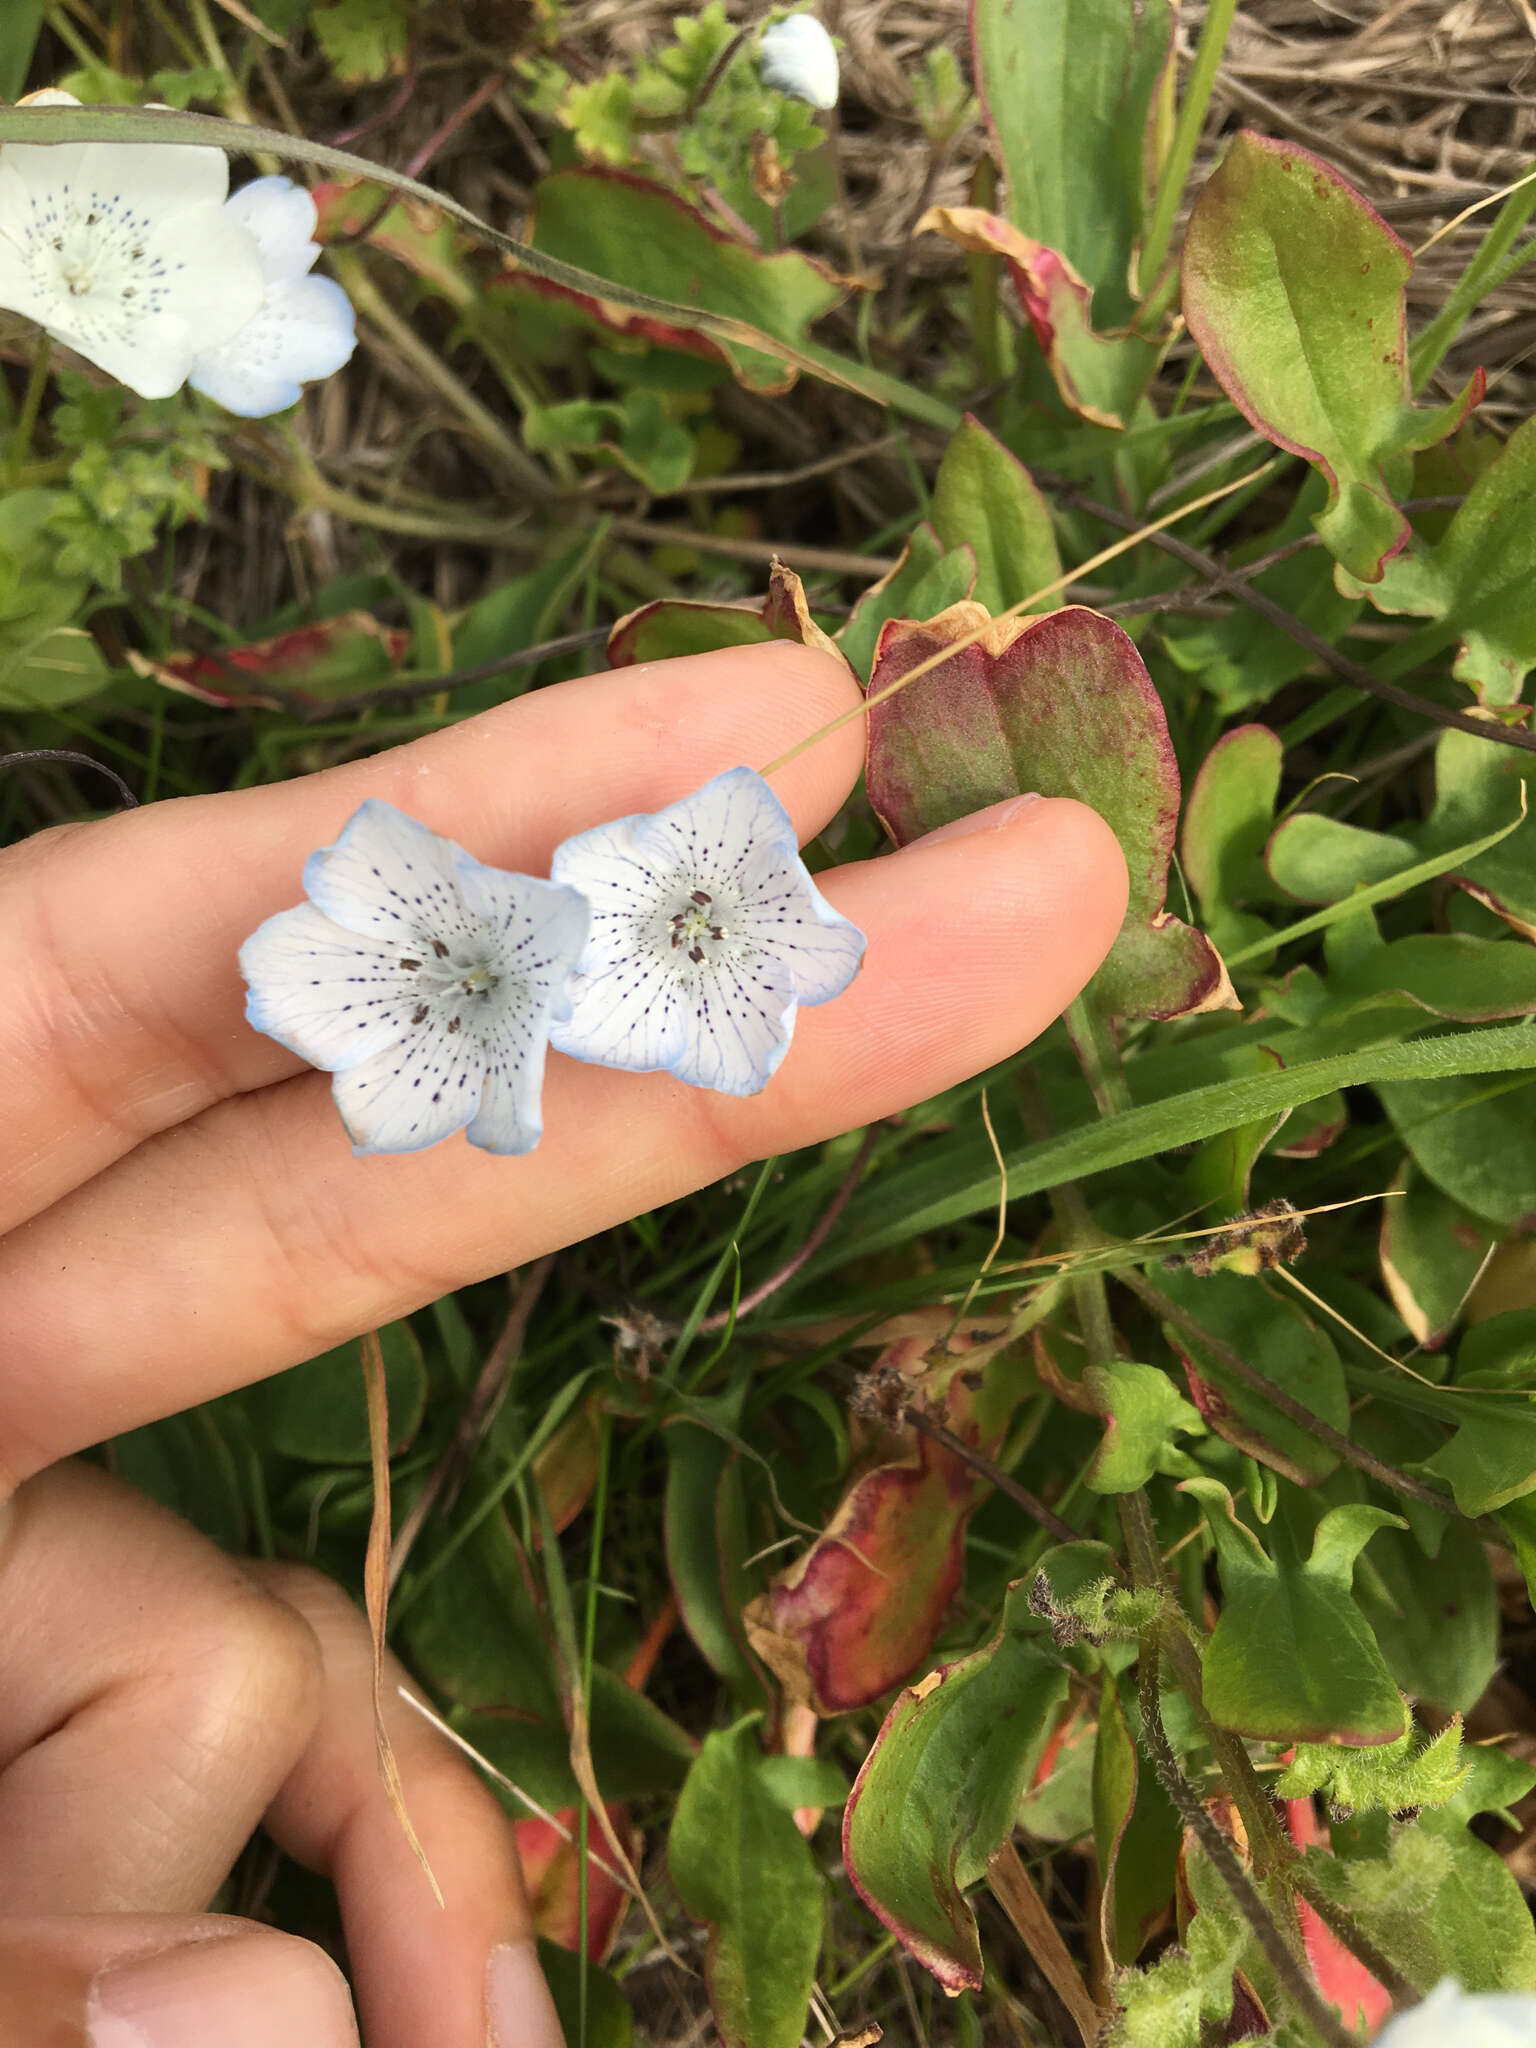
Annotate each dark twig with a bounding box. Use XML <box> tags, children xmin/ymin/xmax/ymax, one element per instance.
<box><xmin>901</xmin><ymin>1404</ymin><xmax>1086</xmax><ymax>1548</ymax></box>
<box><xmin>0</xmin><ymin>748</ymin><xmax>139</xmax><ymax>809</ymax></box>
<box><xmin>697</xmin><ymin>1127</ymin><xmax>879</xmax><ymax>1333</ymax></box>
<box><xmin>1062</xmin><ymin>489</ymin><xmax>1536</xmax><ymax>757</ymax></box>
<box><xmin>1122</xmin><ymin>1268</ymin><xmax>1478</xmax><ymax>1525</ymax></box>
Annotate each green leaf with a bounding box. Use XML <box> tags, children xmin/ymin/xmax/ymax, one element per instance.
<box><xmin>1330</xmin><ymin>934</ymin><xmax>1536</xmax><ymax>1023</ymax></box>
<box><xmin>663</xmin><ymin>1398</ymin><xmax>766</xmax><ymax>1701</ymax></box>
<box><xmin>1180</xmin><ymin>724</ymin><xmax>1282</xmax><ymax>949</ymax></box>
<box><xmin>242</xmin><ymin>1321</ymin><xmax>427</xmax><ymax>1464</ymax></box>
<box><xmin>1423</xmin><ymin>1401</ymin><xmax>1536</xmax><ymax>1517</ymax></box>
<box><xmin>1307</xmin><ymin>1810</ymin><xmax>1536</xmax><ymax>1995</ymax></box>
<box><xmin>841</xmin><ymin>1577</ymin><xmax>1070</xmax><ymax>1992</ymax></box>
<box><xmin>1356</xmin><ymin>1520</ymin><xmax>1498</xmax><ymax>1716</ymax></box>
<box><xmin>928</xmin><ymin>414</ymin><xmax>1060</xmax><ymax>616</ymax></box>
<box><xmin>1457</xmin><ymin>1307</ymin><xmax>1536</xmax><ymax>1387</ymax></box>
<box><xmin>0</xmin><ymin>0</ymin><xmax>44</xmax><ymax>101</ymax></box>
<box><xmin>1157</xmin><ymin>1269</ymin><xmax>1350</xmax><ymax>1486</ymax></box>
<box><xmin>0</xmin><ymin>102</ymin><xmax>958</xmax><ymax>430</ymax></box>
<box><xmin>1105</xmin><ymin>1902</ymin><xmax>1248</xmax><ymax>2048</ymax></box>
<box><xmin>836</xmin><ymin>524</ymin><xmax>975</xmax><ymax>682</ymax></box>
<box><xmin>311</xmin><ymin>0</ymin><xmax>410</xmax><ymax>84</ymax></box>
<box><xmin>1345</xmin><ymin>412</ymin><xmax>1536</xmax><ymax>704</ymax></box>
<box><xmin>970</xmin><ymin>0</ymin><xmax>1173</xmax><ymax>321</ymax></box>
<box><xmin>535</xmin><ymin>1942</ymin><xmax>632</xmax><ymax>2048</ymax></box>
<box><xmin>1379</xmin><ymin>1162</ymin><xmax>1498</xmax><ymax>1348</ymax></box>
<box><xmin>831</xmin><ymin>1018</ymin><xmax>1536</xmax><ymax>1262</ymax></box>
<box><xmin>451</xmin><ymin>530</ymin><xmax>604</xmax><ymax>682</ymax></box>
<box><xmin>1277</xmin><ymin>1717</ymin><xmax>1470</xmax><ymax>1813</ymax></box>
<box><xmin>865</xmin><ymin>605</ymin><xmax>1234</xmax><ymax>1023</ymax></box>
<box><xmin>1183</xmin><ymin>131</ymin><xmax>1481</xmax><ymax>583</ymax></box>
<box><xmin>1083</xmin><ymin>1359</ymin><xmax>1204</xmax><ymax>1493</ymax></box>
<box><xmin>0</xmin><ymin>624</ymin><xmax>108</xmax><ymax>709</ymax></box>
<box><xmin>1183</xmin><ymin>1483</ymin><xmax>1408</xmax><ymax>1743</ymax></box>
<box><xmin>669</xmin><ymin>1717</ymin><xmax>821</xmax><ymax>2048</ymax></box>
<box><xmin>1423</xmin><ymin>726</ymin><xmax>1536</xmax><ymax>941</ymax></box>
<box><xmin>1093</xmin><ymin>1679</ymin><xmax>1180</xmax><ymax>1967</ymax></box>
<box><xmin>524</xmin><ymin>166</ymin><xmax>843</xmax><ymax>397</ymax></box>
<box><xmin>756</xmin><ymin>1753</ymin><xmax>849</xmax><ymax>1813</ymax></box>
<box><xmin>1266</xmin><ymin>814</ymin><xmax>1418</xmax><ymax>903</ymax></box>
<box><xmin>1379</xmin><ymin>1071</ymin><xmax>1536</xmax><ymax>1229</ymax></box>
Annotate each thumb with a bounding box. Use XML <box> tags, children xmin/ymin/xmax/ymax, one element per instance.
<box><xmin>0</xmin><ymin>1916</ymin><xmax>359</xmax><ymax>2047</ymax></box>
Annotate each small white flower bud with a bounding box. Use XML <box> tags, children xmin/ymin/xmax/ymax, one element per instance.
<box><xmin>758</xmin><ymin>13</ymin><xmax>840</xmax><ymax>110</ymax></box>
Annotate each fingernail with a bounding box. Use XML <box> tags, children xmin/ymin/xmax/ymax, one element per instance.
<box><xmin>487</xmin><ymin>1940</ymin><xmax>567</xmax><ymax>2048</ymax></box>
<box><xmin>907</xmin><ymin>792</ymin><xmax>1045</xmax><ymax>849</ymax></box>
<box><xmin>89</xmin><ymin>1933</ymin><xmax>357</xmax><ymax>2048</ymax></box>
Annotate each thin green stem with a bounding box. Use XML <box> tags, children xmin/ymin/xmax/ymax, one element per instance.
<box><xmin>1137</xmin><ymin>0</ymin><xmax>1239</xmax><ymax>316</ymax></box>
<box><xmin>7</xmin><ymin>329</ymin><xmax>51</xmax><ymax>484</ymax></box>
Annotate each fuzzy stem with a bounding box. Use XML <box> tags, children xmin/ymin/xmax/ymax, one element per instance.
<box><xmin>1134</xmin><ymin>1620</ymin><xmax>1354</xmax><ymax>2048</ymax></box>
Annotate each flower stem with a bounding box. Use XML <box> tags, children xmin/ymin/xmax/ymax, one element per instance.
<box><xmin>7</xmin><ymin>330</ymin><xmax>51</xmax><ymax>484</ymax></box>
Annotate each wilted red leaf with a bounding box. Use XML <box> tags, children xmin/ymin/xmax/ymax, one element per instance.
<box><xmin>129</xmin><ymin>613</ymin><xmax>409</xmax><ymax>711</ymax></box>
<box><xmin>608</xmin><ymin>561</ymin><xmax>847</xmax><ymax>669</ymax></box>
<box><xmin>752</xmin><ymin>1328</ymin><xmax>1026</xmax><ymax>1715</ymax></box>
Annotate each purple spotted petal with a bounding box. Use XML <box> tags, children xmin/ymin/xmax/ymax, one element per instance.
<box><xmin>548</xmin><ymin>765</ymin><xmax>865</xmax><ymax>1096</ymax></box>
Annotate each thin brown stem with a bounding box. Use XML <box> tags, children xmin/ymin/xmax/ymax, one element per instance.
<box><xmin>698</xmin><ymin>1128</ymin><xmax>878</xmax><ymax>1332</ymax></box>
<box><xmin>902</xmin><ymin>1405</ymin><xmax>1085</xmax><ymax>1547</ymax></box>
<box><xmin>1122</xmin><ymin>1267</ymin><xmax>1476</xmax><ymax>1525</ymax></box>
<box><xmin>1063</xmin><ymin>489</ymin><xmax>1536</xmax><ymax>758</ymax></box>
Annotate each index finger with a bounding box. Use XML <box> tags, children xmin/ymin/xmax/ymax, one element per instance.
<box><xmin>0</xmin><ymin>643</ymin><xmax>864</xmax><ymax>1236</ymax></box>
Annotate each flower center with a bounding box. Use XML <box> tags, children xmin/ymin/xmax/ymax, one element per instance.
<box><xmin>668</xmin><ymin>888</ymin><xmax>727</xmax><ymax>966</ymax></box>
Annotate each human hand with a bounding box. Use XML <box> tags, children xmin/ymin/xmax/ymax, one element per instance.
<box><xmin>0</xmin><ymin>642</ymin><xmax>1128</xmax><ymax>2042</ymax></box>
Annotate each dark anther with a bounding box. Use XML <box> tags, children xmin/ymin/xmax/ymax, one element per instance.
<box><xmin>399</xmin><ymin>957</ymin><xmax>421</xmax><ymax>970</ymax></box>
<box><xmin>688</xmin><ymin>945</ymin><xmax>705</xmax><ymax>963</ymax></box>
<box><xmin>691</xmin><ymin>889</ymin><xmax>712</xmax><ymax>905</ymax></box>
<box><xmin>411</xmin><ymin>1003</ymin><xmax>429</xmax><ymax>1025</ymax></box>
<box><xmin>447</xmin><ymin>1017</ymin><xmax>461</xmax><ymax>1034</ymax></box>
<box><xmin>431</xmin><ymin>938</ymin><xmax>449</xmax><ymax>958</ymax></box>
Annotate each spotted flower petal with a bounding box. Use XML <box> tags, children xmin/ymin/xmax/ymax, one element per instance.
<box><xmin>240</xmin><ymin>800</ymin><xmax>589</xmax><ymax>1157</ymax></box>
<box><xmin>189</xmin><ymin>176</ymin><xmax>356</xmax><ymax>416</ymax></box>
<box><xmin>0</xmin><ymin>90</ymin><xmax>264</xmax><ymax>397</ymax></box>
<box><xmin>548</xmin><ymin>765</ymin><xmax>865</xmax><ymax>1097</ymax></box>
<box><xmin>1370</xmin><ymin>1981</ymin><xmax>1536</xmax><ymax>2047</ymax></box>
<box><xmin>758</xmin><ymin>14</ymin><xmax>840</xmax><ymax>109</ymax></box>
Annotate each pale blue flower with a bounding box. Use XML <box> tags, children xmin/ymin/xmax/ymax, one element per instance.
<box><xmin>548</xmin><ymin>766</ymin><xmax>865</xmax><ymax>1096</ymax></box>
<box><xmin>759</xmin><ymin>13</ymin><xmax>840</xmax><ymax>110</ymax></box>
<box><xmin>0</xmin><ymin>88</ymin><xmax>264</xmax><ymax>398</ymax></box>
<box><xmin>240</xmin><ymin>800</ymin><xmax>588</xmax><ymax>1156</ymax></box>
<box><xmin>190</xmin><ymin>175</ymin><xmax>355</xmax><ymax>416</ymax></box>
<box><xmin>1371</xmin><ymin>1981</ymin><xmax>1536</xmax><ymax>2046</ymax></box>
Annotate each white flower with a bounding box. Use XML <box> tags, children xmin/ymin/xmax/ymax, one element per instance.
<box><xmin>189</xmin><ymin>175</ymin><xmax>356</xmax><ymax>417</ymax></box>
<box><xmin>548</xmin><ymin>766</ymin><xmax>865</xmax><ymax>1097</ymax></box>
<box><xmin>1371</xmin><ymin>1981</ymin><xmax>1536</xmax><ymax>2046</ymax></box>
<box><xmin>758</xmin><ymin>14</ymin><xmax>840</xmax><ymax>110</ymax></box>
<box><xmin>0</xmin><ymin>89</ymin><xmax>264</xmax><ymax>398</ymax></box>
<box><xmin>240</xmin><ymin>801</ymin><xmax>589</xmax><ymax>1157</ymax></box>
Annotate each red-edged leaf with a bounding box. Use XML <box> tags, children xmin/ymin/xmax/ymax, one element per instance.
<box><xmin>312</xmin><ymin>179</ymin><xmax>475</xmax><ymax>304</ymax></box>
<box><xmin>865</xmin><ymin>602</ymin><xmax>1235</xmax><ymax>1023</ymax></box>
<box><xmin>129</xmin><ymin>613</ymin><xmax>408</xmax><ymax>711</ymax></box>
<box><xmin>1182</xmin><ymin>131</ymin><xmax>1483</xmax><ymax>584</ymax></box>
<box><xmin>918</xmin><ymin>205</ymin><xmax>1158</xmax><ymax>426</ymax></box>
<box><xmin>501</xmin><ymin>167</ymin><xmax>845</xmax><ymax>396</ymax></box>
<box><xmin>752</xmin><ymin>1329</ymin><xmax>1025</xmax><ymax>1715</ymax></box>
<box><xmin>607</xmin><ymin>561</ymin><xmax>847</xmax><ymax>669</ymax></box>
